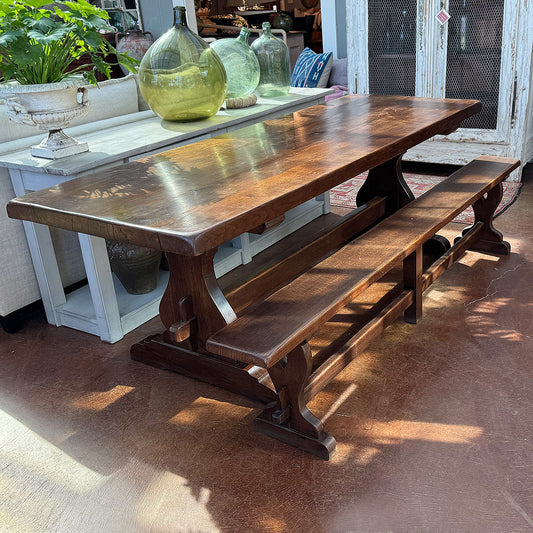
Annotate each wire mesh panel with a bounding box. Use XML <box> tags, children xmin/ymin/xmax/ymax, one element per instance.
<box><xmin>446</xmin><ymin>0</ymin><xmax>504</xmax><ymax>130</ymax></box>
<box><xmin>368</xmin><ymin>0</ymin><xmax>417</xmax><ymax>96</ymax></box>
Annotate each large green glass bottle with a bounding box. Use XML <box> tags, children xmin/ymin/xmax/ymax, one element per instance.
<box><xmin>210</xmin><ymin>27</ymin><xmax>260</xmax><ymax>99</ymax></box>
<box><xmin>138</xmin><ymin>6</ymin><xmax>227</xmax><ymax>121</ymax></box>
<box><xmin>251</xmin><ymin>22</ymin><xmax>290</xmax><ymax>97</ymax></box>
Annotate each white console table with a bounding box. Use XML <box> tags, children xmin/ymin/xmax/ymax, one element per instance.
<box><xmin>2</xmin><ymin>88</ymin><xmax>333</xmax><ymax>343</ymax></box>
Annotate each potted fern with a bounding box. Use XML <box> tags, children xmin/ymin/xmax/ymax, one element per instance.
<box><xmin>0</xmin><ymin>0</ymin><xmax>139</xmax><ymax>158</ymax></box>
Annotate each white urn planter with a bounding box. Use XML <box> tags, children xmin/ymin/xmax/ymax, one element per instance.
<box><xmin>0</xmin><ymin>78</ymin><xmax>90</xmax><ymax>159</ymax></box>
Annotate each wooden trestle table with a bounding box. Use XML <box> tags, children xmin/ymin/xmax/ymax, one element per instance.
<box><xmin>7</xmin><ymin>95</ymin><xmax>482</xmax><ymax>406</ymax></box>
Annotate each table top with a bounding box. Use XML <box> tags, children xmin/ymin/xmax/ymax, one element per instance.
<box><xmin>8</xmin><ymin>95</ymin><xmax>481</xmax><ymax>256</ymax></box>
<box><xmin>0</xmin><ymin>87</ymin><xmax>332</xmax><ymax>177</ymax></box>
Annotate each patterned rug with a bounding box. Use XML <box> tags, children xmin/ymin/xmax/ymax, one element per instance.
<box><xmin>330</xmin><ymin>172</ymin><xmax>522</xmax><ymax>224</ymax></box>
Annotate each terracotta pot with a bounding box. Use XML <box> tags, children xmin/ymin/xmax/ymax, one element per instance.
<box><xmin>115</xmin><ymin>29</ymin><xmax>154</xmax><ymax>74</ymax></box>
<box><xmin>106</xmin><ymin>240</ymin><xmax>162</xmax><ymax>295</ymax></box>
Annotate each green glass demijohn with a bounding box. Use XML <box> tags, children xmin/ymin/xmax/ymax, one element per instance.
<box><xmin>138</xmin><ymin>6</ymin><xmax>227</xmax><ymax>121</ymax></box>
<box><xmin>272</xmin><ymin>12</ymin><xmax>293</xmax><ymax>33</ymax></box>
<box><xmin>251</xmin><ymin>22</ymin><xmax>290</xmax><ymax>97</ymax></box>
<box><xmin>210</xmin><ymin>27</ymin><xmax>260</xmax><ymax>99</ymax></box>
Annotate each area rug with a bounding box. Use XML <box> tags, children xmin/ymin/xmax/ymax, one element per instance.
<box><xmin>330</xmin><ymin>172</ymin><xmax>522</xmax><ymax>224</ymax></box>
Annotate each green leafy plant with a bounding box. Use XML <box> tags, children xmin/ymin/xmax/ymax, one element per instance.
<box><xmin>0</xmin><ymin>0</ymin><xmax>139</xmax><ymax>85</ymax></box>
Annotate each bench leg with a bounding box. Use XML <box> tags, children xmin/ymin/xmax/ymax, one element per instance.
<box><xmin>455</xmin><ymin>183</ymin><xmax>511</xmax><ymax>255</ymax></box>
<box><xmin>403</xmin><ymin>246</ymin><xmax>423</xmax><ymax>324</ymax></box>
<box><xmin>423</xmin><ymin>234</ymin><xmax>451</xmax><ymax>259</ymax></box>
<box><xmin>254</xmin><ymin>342</ymin><xmax>337</xmax><ymax>459</ymax></box>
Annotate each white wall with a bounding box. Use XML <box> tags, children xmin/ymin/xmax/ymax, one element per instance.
<box><xmin>321</xmin><ymin>0</ymin><xmax>347</xmax><ymax>59</ymax></box>
<box><xmin>137</xmin><ymin>0</ymin><xmax>172</xmax><ymax>39</ymax></box>
<box><xmin>137</xmin><ymin>0</ymin><xmax>196</xmax><ymax>39</ymax></box>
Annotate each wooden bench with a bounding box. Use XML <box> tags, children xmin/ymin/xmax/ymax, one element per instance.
<box><xmin>206</xmin><ymin>155</ymin><xmax>520</xmax><ymax>459</ymax></box>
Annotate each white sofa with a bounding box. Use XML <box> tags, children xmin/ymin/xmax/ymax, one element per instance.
<box><xmin>0</xmin><ymin>74</ymin><xmax>148</xmax><ymax>332</ymax></box>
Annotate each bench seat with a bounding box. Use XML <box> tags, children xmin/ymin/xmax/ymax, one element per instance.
<box><xmin>207</xmin><ymin>155</ymin><xmax>520</xmax><ymax>369</ymax></box>
<box><xmin>205</xmin><ymin>155</ymin><xmax>519</xmax><ymax>459</ymax></box>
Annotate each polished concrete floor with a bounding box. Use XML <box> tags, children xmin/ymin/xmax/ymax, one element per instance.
<box><xmin>1</xmin><ymin>166</ymin><xmax>532</xmax><ymax>533</ymax></box>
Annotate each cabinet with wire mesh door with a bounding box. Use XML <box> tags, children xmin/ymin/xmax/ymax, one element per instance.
<box><xmin>346</xmin><ymin>0</ymin><xmax>533</xmax><ymax>180</ymax></box>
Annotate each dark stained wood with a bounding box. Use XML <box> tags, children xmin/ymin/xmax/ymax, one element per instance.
<box><xmin>9</xmin><ymin>95</ymin><xmax>519</xmax><ymax>460</ymax></box>
<box><xmin>131</xmin><ymin>334</ymin><xmax>277</xmax><ymax>404</ymax></box>
<box><xmin>403</xmin><ymin>246</ymin><xmax>423</xmax><ymax>324</ymax></box>
<box><xmin>7</xmin><ymin>95</ymin><xmax>481</xmax><ymax>256</ymax></box>
<box><xmin>357</xmin><ymin>154</ymin><xmax>452</xmax><ymax>259</ymax></box>
<box><xmin>160</xmin><ymin>250</ymin><xmax>235</xmax><ymax>350</ymax></box>
<box><xmin>308</xmin><ymin>276</ymin><xmax>404</xmax><ymax>372</ymax></box>
<box><xmin>303</xmin><ymin>290</ymin><xmax>413</xmax><ymax>403</ymax></box>
<box><xmin>206</xmin><ymin>155</ymin><xmax>518</xmax><ymax>458</ymax></box>
<box><xmin>455</xmin><ymin>182</ymin><xmax>511</xmax><ymax>255</ymax></box>
<box><xmin>133</xmin><ymin>199</ymin><xmax>387</xmax><ymax>404</ymax></box>
<box><xmin>255</xmin><ymin>342</ymin><xmax>337</xmax><ymax>459</ymax></box>
<box><xmin>422</xmin><ymin>223</ymin><xmax>484</xmax><ymax>291</ymax></box>
<box><xmin>223</xmin><ymin>196</ymin><xmax>386</xmax><ymax>314</ymax></box>
<box><xmin>248</xmin><ymin>214</ymin><xmax>286</xmax><ymax>235</ymax></box>
<box><xmin>206</xmin><ymin>156</ymin><xmax>519</xmax><ymax>369</ymax></box>
<box><xmin>422</xmin><ymin>233</ymin><xmax>452</xmax><ymax>259</ymax></box>
<box><xmin>356</xmin><ymin>154</ymin><xmax>414</xmax><ymax>216</ymax></box>
<box><xmin>164</xmin><ymin>296</ymin><xmax>196</xmax><ymax>344</ymax></box>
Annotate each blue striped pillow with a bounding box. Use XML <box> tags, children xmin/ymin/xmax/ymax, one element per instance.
<box><xmin>291</xmin><ymin>48</ymin><xmax>333</xmax><ymax>88</ymax></box>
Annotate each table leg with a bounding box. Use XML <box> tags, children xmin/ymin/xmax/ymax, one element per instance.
<box><xmin>356</xmin><ymin>154</ymin><xmax>414</xmax><ymax>216</ymax></box>
<box><xmin>131</xmin><ymin>249</ymin><xmax>277</xmax><ymax>404</ymax></box>
<box><xmin>20</xmin><ymin>221</ymin><xmax>65</xmax><ymax>326</ymax></box>
<box><xmin>356</xmin><ymin>154</ymin><xmax>450</xmax><ymax>257</ymax></box>
<box><xmin>159</xmin><ymin>250</ymin><xmax>236</xmax><ymax>349</ymax></box>
<box><xmin>9</xmin><ymin>168</ymin><xmax>66</xmax><ymax>326</ymax></box>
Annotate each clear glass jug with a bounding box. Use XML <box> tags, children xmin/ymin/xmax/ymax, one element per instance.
<box><xmin>251</xmin><ymin>22</ymin><xmax>290</xmax><ymax>97</ymax></box>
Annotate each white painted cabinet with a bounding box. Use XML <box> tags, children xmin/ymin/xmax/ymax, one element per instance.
<box><xmin>2</xmin><ymin>88</ymin><xmax>332</xmax><ymax>343</ymax></box>
<box><xmin>346</xmin><ymin>0</ymin><xmax>533</xmax><ymax>180</ymax></box>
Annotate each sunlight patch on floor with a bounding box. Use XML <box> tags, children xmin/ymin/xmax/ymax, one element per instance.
<box><xmin>168</xmin><ymin>397</ymin><xmax>250</xmax><ymax>426</ymax></box>
<box><xmin>332</xmin><ymin>420</ymin><xmax>483</xmax><ymax>466</ymax></box>
<box><xmin>368</xmin><ymin>419</ymin><xmax>483</xmax><ymax>444</ymax></box>
<box><xmin>0</xmin><ymin>408</ymin><xmax>104</xmax><ymax>531</ymax></box>
<box><xmin>0</xmin><ymin>409</ymin><xmax>104</xmax><ymax>491</ymax></box>
<box><xmin>258</xmin><ymin>515</ymin><xmax>288</xmax><ymax>533</ymax></box>
<box><xmin>331</xmin><ymin>443</ymin><xmax>381</xmax><ymax>466</ymax></box>
<box><xmin>71</xmin><ymin>385</ymin><xmax>135</xmax><ymax>411</ymax></box>
<box><xmin>321</xmin><ymin>383</ymin><xmax>358</xmax><ymax>422</ymax></box>
<box><xmin>134</xmin><ymin>470</ymin><xmax>221</xmax><ymax>533</ymax></box>
<box><xmin>0</xmin><ymin>408</ymin><xmax>222</xmax><ymax>532</ymax></box>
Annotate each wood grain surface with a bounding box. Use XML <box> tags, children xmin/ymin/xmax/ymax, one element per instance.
<box><xmin>7</xmin><ymin>95</ymin><xmax>481</xmax><ymax>256</ymax></box>
<box><xmin>206</xmin><ymin>156</ymin><xmax>519</xmax><ymax>368</ymax></box>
